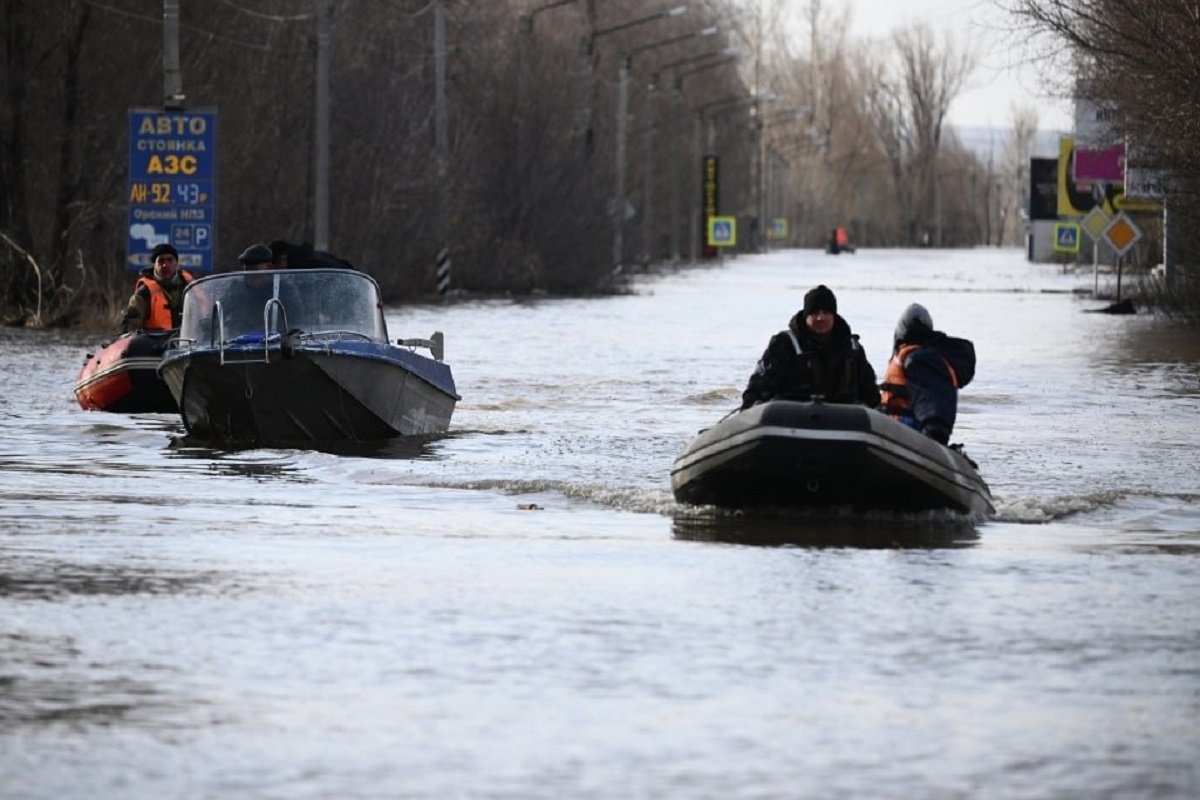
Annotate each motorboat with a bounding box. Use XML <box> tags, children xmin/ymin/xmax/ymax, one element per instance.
<box><xmin>671</xmin><ymin>400</ymin><xmax>994</xmax><ymax>516</ymax></box>
<box><xmin>74</xmin><ymin>329</ymin><xmax>178</xmax><ymax>413</ymax></box>
<box><xmin>158</xmin><ymin>268</ymin><xmax>458</xmax><ymax>445</ymax></box>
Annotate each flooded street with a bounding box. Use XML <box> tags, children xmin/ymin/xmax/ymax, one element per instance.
<box><xmin>2</xmin><ymin>248</ymin><xmax>1198</xmax><ymax>798</ymax></box>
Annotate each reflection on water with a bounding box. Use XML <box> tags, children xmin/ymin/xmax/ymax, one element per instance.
<box><xmin>1</xmin><ymin>629</ymin><xmax>182</xmax><ymax>727</ymax></box>
<box><xmin>0</xmin><ymin>558</ymin><xmax>218</xmax><ymax>601</ymax></box>
<box><xmin>672</xmin><ymin>508</ymin><xmax>981</xmax><ymax>549</ymax></box>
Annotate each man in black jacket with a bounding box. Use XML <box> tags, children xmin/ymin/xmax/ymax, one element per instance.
<box><xmin>740</xmin><ymin>284</ymin><xmax>880</xmax><ymax>410</ymax></box>
<box><xmin>878</xmin><ymin>303</ymin><xmax>977</xmax><ymax>444</ymax></box>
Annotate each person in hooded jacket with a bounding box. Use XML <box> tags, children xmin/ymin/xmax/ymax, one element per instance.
<box><xmin>740</xmin><ymin>284</ymin><xmax>880</xmax><ymax>410</ymax></box>
<box><xmin>878</xmin><ymin>303</ymin><xmax>976</xmax><ymax>445</ymax></box>
<box><xmin>120</xmin><ymin>243</ymin><xmax>194</xmax><ymax>332</ymax></box>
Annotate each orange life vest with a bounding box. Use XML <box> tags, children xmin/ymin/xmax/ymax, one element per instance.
<box><xmin>136</xmin><ymin>270</ymin><xmax>193</xmax><ymax>330</ymax></box>
<box><xmin>879</xmin><ymin>343</ymin><xmax>959</xmax><ymax>417</ymax></box>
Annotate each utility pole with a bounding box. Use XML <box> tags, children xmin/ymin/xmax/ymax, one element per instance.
<box><xmin>690</xmin><ymin>113</ymin><xmax>701</xmax><ymax>265</ymax></box>
<box><xmin>163</xmin><ymin>0</ymin><xmax>184</xmax><ymax>107</ymax></box>
<box><xmin>434</xmin><ymin>0</ymin><xmax>450</xmax><ymax>295</ymax></box>
<box><xmin>668</xmin><ymin>84</ymin><xmax>681</xmax><ymax>265</ymax></box>
<box><xmin>314</xmin><ymin>0</ymin><xmax>331</xmax><ymax>250</ymax></box>
<box><xmin>641</xmin><ymin>76</ymin><xmax>657</xmax><ymax>266</ymax></box>
<box><xmin>580</xmin><ymin>0</ymin><xmax>596</xmax><ymax>155</ymax></box>
<box><xmin>612</xmin><ymin>57</ymin><xmax>629</xmax><ymax>274</ymax></box>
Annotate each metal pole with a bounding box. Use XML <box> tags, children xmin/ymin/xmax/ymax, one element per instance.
<box><xmin>669</xmin><ymin>88</ymin><xmax>681</xmax><ymax>265</ymax></box>
<box><xmin>641</xmin><ymin>77</ymin><xmax>656</xmax><ymax>267</ymax></box>
<box><xmin>581</xmin><ymin>0</ymin><xmax>596</xmax><ymax>156</ymax></box>
<box><xmin>753</xmin><ymin>114</ymin><xmax>764</xmax><ymax>251</ymax></box>
<box><xmin>163</xmin><ymin>0</ymin><xmax>184</xmax><ymax>107</ymax></box>
<box><xmin>1162</xmin><ymin>197</ymin><xmax>1173</xmax><ymax>284</ymax></box>
<box><xmin>518</xmin><ymin>16</ymin><xmax>530</xmax><ymax>201</ymax></box>
<box><xmin>689</xmin><ymin>113</ymin><xmax>700</xmax><ymax>265</ymax></box>
<box><xmin>434</xmin><ymin>0</ymin><xmax>450</xmax><ymax>295</ymax></box>
<box><xmin>314</xmin><ymin>0</ymin><xmax>331</xmax><ymax>250</ymax></box>
<box><xmin>612</xmin><ymin>58</ymin><xmax>629</xmax><ymax>276</ymax></box>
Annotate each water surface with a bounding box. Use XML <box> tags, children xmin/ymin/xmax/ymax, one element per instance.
<box><xmin>2</xmin><ymin>248</ymin><xmax>1197</xmax><ymax>798</ymax></box>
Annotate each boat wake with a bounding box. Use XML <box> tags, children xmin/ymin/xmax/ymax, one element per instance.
<box><xmin>994</xmin><ymin>490</ymin><xmax>1200</xmax><ymax>527</ymax></box>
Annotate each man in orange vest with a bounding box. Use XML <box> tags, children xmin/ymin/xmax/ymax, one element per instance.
<box><xmin>878</xmin><ymin>303</ymin><xmax>976</xmax><ymax>444</ymax></box>
<box><xmin>120</xmin><ymin>243</ymin><xmax>194</xmax><ymax>332</ymax></box>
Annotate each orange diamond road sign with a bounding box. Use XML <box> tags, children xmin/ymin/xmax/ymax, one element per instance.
<box><xmin>1103</xmin><ymin>212</ymin><xmax>1142</xmax><ymax>256</ymax></box>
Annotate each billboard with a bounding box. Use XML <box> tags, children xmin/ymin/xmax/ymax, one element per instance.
<box><xmin>1074</xmin><ymin>143</ymin><xmax>1125</xmax><ymax>183</ymax></box>
<box><xmin>1057</xmin><ymin>136</ymin><xmax>1118</xmax><ymax>217</ymax></box>
<box><xmin>127</xmin><ymin>108</ymin><xmax>217</xmax><ymax>272</ymax></box>
<box><xmin>1029</xmin><ymin>158</ymin><xmax>1059</xmax><ymax>221</ymax></box>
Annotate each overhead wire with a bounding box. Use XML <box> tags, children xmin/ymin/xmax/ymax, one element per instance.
<box><xmin>81</xmin><ymin>0</ymin><xmax>273</xmax><ymax>51</ymax></box>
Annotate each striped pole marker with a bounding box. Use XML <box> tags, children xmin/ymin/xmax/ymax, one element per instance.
<box><xmin>436</xmin><ymin>247</ymin><xmax>451</xmax><ymax>296</ymax></box>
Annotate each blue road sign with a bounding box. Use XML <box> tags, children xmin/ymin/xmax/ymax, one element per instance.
<box><xmin>127</xmin><ymin>108</ymin><xmax>217</xmax><ymax>273</ymax></box>
<box><xmin>707</xmin><ymin>215</ymin><xmax>737</xmax><ymax>247</ymax></box>
<box><xmin>1052</xmin><ymin>222</ymin><xmax>1080</xmax><ymax>254</ymax></box>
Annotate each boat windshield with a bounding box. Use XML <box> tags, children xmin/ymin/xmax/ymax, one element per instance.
<box><xmin>179</xmin><ymin>268</ymin><xmax>388</xmax><ymax>345</ymax></box>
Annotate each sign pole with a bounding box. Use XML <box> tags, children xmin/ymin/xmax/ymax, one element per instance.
<box><xmin>163</xmin><ymin>0</ymin><xmax>184</xmax><ymax>107</ymax></box>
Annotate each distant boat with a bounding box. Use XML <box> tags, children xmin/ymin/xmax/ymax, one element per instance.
<box><xmin>671</xmin><ymin>400</ymin><xmax>994</xmax><ymax>516</ymax></box>
<box><xmin>74</xmin><ymin>329</ymin><xmax>178</xmax><ymax>413</ymax></box>
<box><xmin>159</xmin><ymin>268</ymin><xmax>458</xmax><ymax>445</ymax></box>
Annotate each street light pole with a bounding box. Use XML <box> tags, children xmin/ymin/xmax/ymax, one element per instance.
<box><xmin>672</xmin><ymin>55</ymin><xmax>742</xmax><ymax>264</ymax></box>
<box><xmin>692</xmin><ymin>94</ymin><xmax>770</xmax><ymax>262</ymax></box>
<box><xmin>597</xmin><ymin>4</ymin><xmax>688</xmax><ymax>275</ymax></box>
<box><xmin>434</xmin><ymin>0</ymin><xmax>449</xmax><ymax>294</ymax></box>
<box><xmin>607</xmin><ymin>15</ymin><xmax>716</xmax><ymax>274</ymax></box>
<box><xmin>519</xmin><ymin>0</ymin><xmax>578</xmax><ymax>216</ymax></box>
<box><xmin>621</xmin><ymin>26</ymin><xmax>718</xmax><ymax>268</ymax></box>
<box><xmin>612</xmin><ymin>55</ymin><xmax>630</xmax><ymax>273</ymax></box>
<box><xmin>642</xmin><ymin>75</ymin><xmax>657</xmax><ymax>266</ymax></box>
<box><xmin>314</xmin><ymin>0</ymin><xmax>331</xmax><ymax>250</ymax></box>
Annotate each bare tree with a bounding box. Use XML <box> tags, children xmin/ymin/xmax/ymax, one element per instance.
<box><xmin>892</xmin><ymin>22</ymin><xmax>976</xmax><ymax>245</ymax></box>
<box><xmin>859</xmin><ymin>48</ymin><xmax>915</xmax><ymax>244</ymax></box>
<box><xmin>999</xmin><ymin>103</ymin><xmax>1039</xmax><ymax>245</ymax></box>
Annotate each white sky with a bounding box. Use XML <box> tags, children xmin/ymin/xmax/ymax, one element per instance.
<box><xmin>811</xmin><ymin>0</ymin><xmax>1075</xmax><ymax>130</ymax></box>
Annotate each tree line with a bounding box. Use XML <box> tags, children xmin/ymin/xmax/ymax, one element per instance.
<box><xmin>4</xmin><ymin>0</ymin><xmax>1037</xmax><ymax>329</ymax></box>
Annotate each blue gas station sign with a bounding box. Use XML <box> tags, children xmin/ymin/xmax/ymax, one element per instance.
<box><xmin>127</xmin><ymin>108</ymin><xmax>217</xmax><ymax>272</ymax></box>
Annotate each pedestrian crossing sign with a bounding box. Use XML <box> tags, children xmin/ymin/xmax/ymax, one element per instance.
<box><xmin>1052</xmin><ymin>222</ymin><xmax>1081</xmax><ymax>253</ymax></box>
<box><xmin>707</xmin><ymin>216</ymin><xmax>736</xmax><ymax>247</ymax></box>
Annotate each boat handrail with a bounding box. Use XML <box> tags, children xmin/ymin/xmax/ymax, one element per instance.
<box><xmin>262</xmin><ymin>298</ymin><xmax>289</xmax><ymax>360</ymax></box>
<box><xmin>397</xmin><ymin>331</ymin><xmax>445</xmax><ymax>362</ymax></box>
<box><xmin>306</xmin><ymin>330</ymin><xmax>376</xmax><ymax>342</ymax></box>
<box><xmin>214</xmin><ymin>300</ymin><xmax>225</xmax><ymax>351</ymax></box>
<box><xmin>212</xmin><ymin>298</ymin><xmax>289</xmax><ymax>365</ymax></box>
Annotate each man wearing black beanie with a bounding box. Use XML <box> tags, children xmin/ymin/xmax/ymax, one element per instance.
<box><xmin>740</xmin><ymin>284</ymin><xmax>879</xmax><ymax>410</ymax></box>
